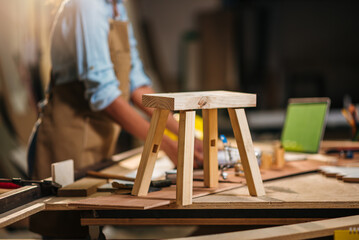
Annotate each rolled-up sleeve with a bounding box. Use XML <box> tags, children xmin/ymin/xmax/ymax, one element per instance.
<box><xmin>74</xmin><ymin>0</ymin><xmax>121</xmax><ymax>111</ymax></box>
<box><xmin>128</xmin><ymin>23</ymin><xmax>152</xmax><ymax>93</ymax></box>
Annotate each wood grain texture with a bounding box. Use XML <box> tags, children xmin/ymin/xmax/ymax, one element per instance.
<box><xmin>228</xmin><ymin>108</ymin><xmax>265</xmax><ymax>196</ymax></box>
<box><xmin>170</xmin><ymin>215</ymin><xmax>359</xmax><ymax>240</ymax></box>
<box><xmin>57</xmin><ymin>177</ymin><xmax>106</xmax><ymax>197</ymax></box>
<box><xmin>203</xmin><ymin>109</ymin><xmax>219</xmax><ymax>188</ymax></box>
<box><xmin>0</xmin><ymin>198</ymin><xmax>46</xmax><ymax>228</ymax></box>
<box><xmin>68</xmin><ymin>194</ymin><xmax>170</xmax><ymax>210</ymax></box>
<box><xmin>81</xmin><ymin>217</ymin><xmax>321</xmax><ymax>226</ymax></box>
<box><xmin>132</xmin><ymin>109</ymin><xmax>170</xmax><ymax>196</ymax></box>
<box><xmin>142</xmin><ymin>91</ymin><xmax>256</xmax><ymax>110</ymax></box>
<box><xmin>177</xmin><ymin>110</ymin><xmax>195</xmax><ymax>206</ymax></box>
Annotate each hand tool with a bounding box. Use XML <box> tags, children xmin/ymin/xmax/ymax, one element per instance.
<box><xmin>0</xmin><ymin>178</ymin><xmax>61</xmax><ymax>214</ymax></box>
<box><xmin>86</xmin><ymin>171</ymin><xmax>172</xmax><ymax>188</ymax></box>
<box><xmin>0</xmin><ymin>178</ymin><xmax>61</xmax><ymax>196</ymax></box>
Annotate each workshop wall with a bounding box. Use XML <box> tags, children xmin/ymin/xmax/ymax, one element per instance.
<box><xmin>0</xmin><ymin>0</ymin><xmax>61</xmax><ymax>178</ymax></box>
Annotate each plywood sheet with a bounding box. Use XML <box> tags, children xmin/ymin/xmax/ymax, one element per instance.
<box><xmin>68</xmin><ymin>194</ymin><xmax>170</xmax><ymax>210</ymax></box>
<box><xmin>189</xmin><ymin>160</ymin><xmax>325</xmax><ymax>184</ymax></box>
<box><xmin>144</xmin><ymin>181</ymin><xmax>242</xmax><ymax>200</ymax></box>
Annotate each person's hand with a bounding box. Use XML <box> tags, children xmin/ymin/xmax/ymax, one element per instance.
<box><xmin>193</xmin><ymin>138</ymin><xmax>203</xmax><ymax>168</ymax></box>
<box><xmin>161</xmin><ymin>136</ymin><xmax>178</xmax><ymax>166</ymax></box>
<box><xmin>161</xmin><ymin>136</ymin><xmax>204</xmax><ymax>169</ymax></box>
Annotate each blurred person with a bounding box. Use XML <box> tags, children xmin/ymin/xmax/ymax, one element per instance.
<box><xmin>27</xmin><ymin>0</ymin><xmax>203</xmax><ymax>238</ymax></box>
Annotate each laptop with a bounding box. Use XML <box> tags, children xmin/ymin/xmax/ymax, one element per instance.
<box><xmin>281</xmin><ymin>98</ymin><xmax>331</xmax><ymax>160</ymax></box>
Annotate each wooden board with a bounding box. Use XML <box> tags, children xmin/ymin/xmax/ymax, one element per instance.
<box><xmin>320</xmin><ymin>140</ymin><xmax>359</xmax><ymax>152</ymax></box>
<box><xmin>68</xmin><ymin>194</ymin><xmax>170</xmax><ymax>210</ymax></box>
<box><xmin>170</xmin><ymin>215</ymin><xmax>359</xmax><ymax>240</ymax></box>
<box><xmin>189</xmin><ymin>160</ymin><xmax>326</xmax><ymax>185</ymax></box>
<box><xmin>65</xmin><ymin>181</ymin><xmax>240</xmax><ymax>211</ymax></box>
<box><xmin>57</xmin><ymin>177</ymin><xmax>107</xmax><ymax>197</ymax></box>
<box><xmin>0</xmin><ymin>198</ymin><xmax>46</xmax><ymax>228</ymax></box>
<box><xmin>145</xmin><ymin>181</ymin><xmax>241</xmax><ymax>201</ymax></box>
<box><xmin>319</xmin><ymin>166</ymin><xmax>359</xmax><ymax>183</ymax></box>
<box><xmin>142</xmin><ymin>91</ymin><xmax>256</xmax><ymax>110</ymax></box>
<box><xmin>187</xmin><ymin>173</ymin><xmax>359</xmax><ymax>210</ymax></box>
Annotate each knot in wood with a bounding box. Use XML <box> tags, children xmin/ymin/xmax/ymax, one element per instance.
<box><xmin>198</xmin><ymin>97</ymin><xmax>208</xmax><ymax>108</ymax></box>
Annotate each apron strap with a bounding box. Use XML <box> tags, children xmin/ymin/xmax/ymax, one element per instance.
<box><xmin>112</xmin><ymin>0</ymin><xmax>119</xmax><ymax>19</ymax></box>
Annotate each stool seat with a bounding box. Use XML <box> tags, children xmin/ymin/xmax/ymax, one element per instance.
<box><xmin>132</xmin><ymin>91</ymin><xmax>265</xmax><ymax>206</ymax></box>
<box><xmin>142</xmin><ymin>91</ymin><xmax>256</xmax><ymax>110</ymax></box>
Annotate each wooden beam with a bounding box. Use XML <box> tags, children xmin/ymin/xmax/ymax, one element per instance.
<box><xmin>132</xmin><ymin>108</ymin><xmax>170</xmax><ymax>196</ymax></box>
<box><xmin>81</xmin><ymin>217</ymin><xmax>323</xmax><ymax>226</ymax></box>
<box><xmin>177</xmin><ymin>110</ymin><xmax>195</xmax><ymax>206</ymax></box>
<box><xmin>142</xmin><ymin>91</ymin><xmax>256</xmax><ymax>111</ymax></box>
<box><xmin>169</xmin><ymin>215</ymin><xmax>359</xmax><ymax>240</ymax></box>
<box><xmin>0</xmin><ymin>199</ymin><xmax>46</xmax><ymax>228</ymax></box>
<box><xmin>57</xmin><ymin>177</ymin><xmax>107</xmax><ymax>197</ymax></box>
<box><xmin>203</xmin><ymin>109</ymin><xmax>218</xmax><ymax>188</ymax></box>
<box><xmin>228</xmin><ymin>108</ymin><xmax>265</xmax><ymax>196</ymax></box>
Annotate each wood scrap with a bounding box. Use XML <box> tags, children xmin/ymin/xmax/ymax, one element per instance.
<box><xmin>319</xmin><ymin>166</ymin><xmax>359</xmax><ymax>183</ymax></box>
<box><xmin>57</xmin><ymin>177</ymin><xmax>107</xmax><ymax>197</ymax></box>
<box><xmin>169</xmin><ymin>215</ymin><xmax>359</xmax><ymax>240</ymax></box>
<box><xmin>68</xmin><ymin>194</ymin><xmax>171</xmax><ymax>210</ymax></box>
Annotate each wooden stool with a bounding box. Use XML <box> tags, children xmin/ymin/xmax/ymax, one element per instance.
<box><xmin>131</xmin><ymin>91</ymin><xmax>265</xmax><ymax>206</ymax></box>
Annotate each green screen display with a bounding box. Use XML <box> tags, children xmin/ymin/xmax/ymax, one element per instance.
<box><xmin>281</xmin><ymin>102</ymin><xmax>328</xmax><ymax>153</ymax></box>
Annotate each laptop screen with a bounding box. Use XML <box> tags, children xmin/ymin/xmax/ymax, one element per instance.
<box><xmin>281</xmin><ymin>98</ymin><xmax>330</xmax><ymax>153</ymax></box>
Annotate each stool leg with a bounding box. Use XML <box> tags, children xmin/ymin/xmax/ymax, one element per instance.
<box><xmin>203</xmin><ymin>109</ymin><xmax>218</xmax><ymax>188</ymax></box>
<box><xmin>132</xmin><ymin>108</ymin><xmax>170</xmax><ymax>196</ymax></box>
<box><xmin>228</xmin><ymin>108</ymin><xmax>265</xmax><ymax>196</ymax></box>
<box><xmin>177</xmin><ymin>110</ymin><xmax>195</xmax><ymax>206</ymax></box>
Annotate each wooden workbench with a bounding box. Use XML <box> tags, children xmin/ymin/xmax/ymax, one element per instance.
<box><xmin>1</xmin><ymin>142</ymin><xmax>359</xmax><ymax>239</ymax></box>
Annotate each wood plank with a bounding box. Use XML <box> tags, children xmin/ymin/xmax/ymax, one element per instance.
<box><xmin>0</xmin><ymin>198</ymin><xmax>46</xmax><ymax>228</ymax></box>
<box><xmin>57</xmin><ymin>177</ymin><xmax>107</xmax><ymax>197</ymax></box>
<box><xmin>132</xmin><ymin>109</ymin><xmax>170</xmax><ymax>196</ymax></box>
<box><xmin>51</xmin><ymin>159</ymin><xmax>74</xmax><ymax>187</ymax></box>
<box><xmin>146</xmin><ymin>181</ymin><xmax>240</xmax><ymax>201</ymax></box>
<box><xmin>203</xmin><ymin>109</ymin><xmax>219</xmax><ymax>188</ymax></box>
<box><xmin>228</xmin><ymin>108</ymin><xmax>265</xmax><ymax>196</ymax></box>
<box><xmin>142</xmin><ymin>91</ymin><xmax>256</xmax><ymax>110</ymax></box>
<box><xmin>68</xmin><ymin>194</ymin><xmax>170</xmax><ymax>210</ymax></box>
<box><xmin>0</xmin><ymin>185</ymin><xmax>41</xmax><ymax>214</ymax></box>
<box><xmin>81</xmin><ymin>217</ymin><xmax>321</xmax><ymax>226</ymax></box>
<box><xmin>170</xmin><ymin>215</ymin><xmax>359</xmax><ymax>240</ymax></box>
<box><xmin>319</xmin><ymin>166</ymin><xmax>359</xmax><ymax>183</ymax></box>
<box><xmin>177</xmin><ymin>110</ymin><xmax>195</xmax><ymax>206</ymax></box>
<box><xmin>320</xmin><ymin>140</ymin><xmax>359</xmax><ymax>151</ymax></box>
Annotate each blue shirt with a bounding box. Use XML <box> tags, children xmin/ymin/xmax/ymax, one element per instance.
<box><xmin>51</xmin><ymin>0</ymin><xmax>151</xmax><ymax>111</ymax></box>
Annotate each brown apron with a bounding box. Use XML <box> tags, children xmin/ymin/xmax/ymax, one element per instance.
<box><xmin>29</xmin><ymin>9</ymin><xmax>133</xmax><ymax>238</ymax></box>
<box><xmin>31</xmin><ymin>17</ymin><xmax>131</xmax><ymax>180</ymax></box>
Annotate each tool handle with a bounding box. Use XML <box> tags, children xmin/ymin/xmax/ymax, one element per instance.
<box><xmin>87</xmin><ymin>171</ymin><xmax>135</xmax><ymax>182</ymax></box>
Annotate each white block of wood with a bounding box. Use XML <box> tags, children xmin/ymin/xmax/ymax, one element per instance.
<box><xmin>51</xmin><ymin>159</ymin><xmax>74</xmax><ymax>187</ymax></box>
<box><xmin>142</xmin><ymin>91</ymin><xmax>256</xmax><ymax>110</ymax></box>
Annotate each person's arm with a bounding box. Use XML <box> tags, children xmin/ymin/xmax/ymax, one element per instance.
<box><xmin>131</xmin><ymin>86</ymin><xmax>204</xmax><ymax>167</ymax></box>
<box><xmin>103</xmin><ymin>95</ymin><xmax>178</xmax><ymax>165</ymax></box>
